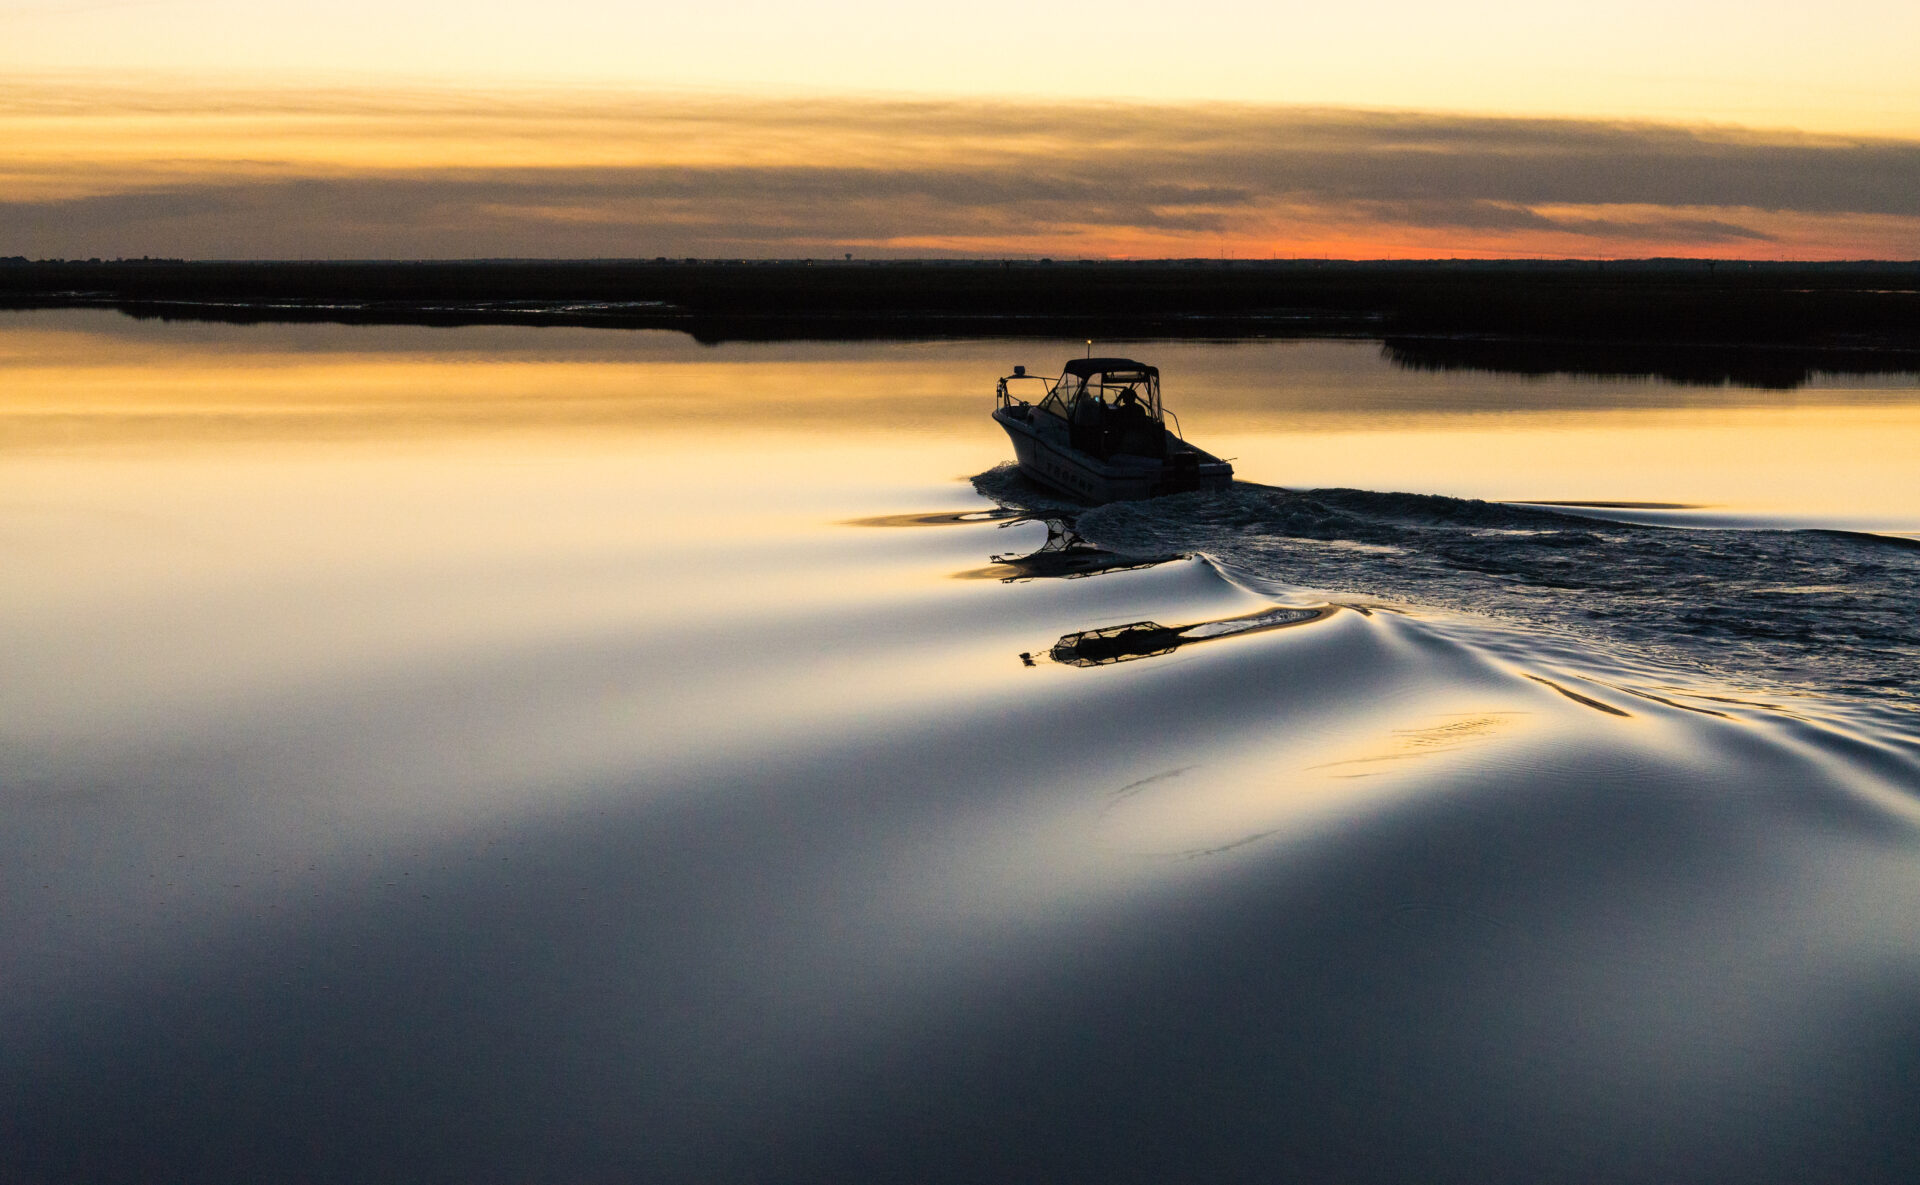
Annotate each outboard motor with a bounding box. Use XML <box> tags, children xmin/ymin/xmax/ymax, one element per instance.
<box><xmin>1163</xmin><ymin>449</ymin><xmax>1201</xmax><ymax>492</ymax></box>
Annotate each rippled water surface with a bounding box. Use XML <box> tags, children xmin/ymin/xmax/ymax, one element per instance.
<box><xmin>4</xmin><ymin>311</ymin><xmax>1919</xmax><ymax>1183</ymax></box>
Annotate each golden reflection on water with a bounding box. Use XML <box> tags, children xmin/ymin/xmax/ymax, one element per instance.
<box><xmin>11</xmin><ymin>309</ymin><xmax>1920</xmax><ymax>1185</ymax></box>
<box><xmin>4</xmin><ymin>312</ymin><xmax>1918</xmax><ymax>528</ymax></box>
<box><xmin>1093</xmin><ymin>697</ymin><xmax>1543</xmax><ymax>861</ymax></box>
<box><xmin>1210</xmin><ymin>410</ymin><xmax>1920</xmax><ymax>525</ymax></box>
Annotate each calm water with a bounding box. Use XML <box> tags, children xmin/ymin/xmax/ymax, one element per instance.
<box><xmin>4</xmin><ymin>310</ymin><xmax>1919</xmax><ymax>1182</ymax></box>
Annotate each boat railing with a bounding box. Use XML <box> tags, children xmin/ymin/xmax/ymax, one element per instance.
<box><xmin>998</xmin><ymin>373</ymin><xmax>1056</xmax><ymax>412</ymax></box>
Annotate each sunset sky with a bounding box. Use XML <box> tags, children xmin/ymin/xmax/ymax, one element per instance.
<box><xmin>7</xmin><ymin>0</ymin><xmax>1918</xmax><ymax>258</ymax></box>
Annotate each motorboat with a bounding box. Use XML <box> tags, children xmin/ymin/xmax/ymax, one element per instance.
<box><xmin>992</xmin><ymin>357</ymin><xmax>1233</xmax><ymax>503</ymax></box>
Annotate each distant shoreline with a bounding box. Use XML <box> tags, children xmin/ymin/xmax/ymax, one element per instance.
<box><xmin>6</xmin><ymin>260</ymin><xmax>1919</xmax><ymax>384</ymax></box>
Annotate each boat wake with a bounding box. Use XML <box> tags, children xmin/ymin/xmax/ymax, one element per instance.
<box><xmin>976</xmin><ymin>465</ymin><xmax>1920</xmax><ymax>726</ymax></box>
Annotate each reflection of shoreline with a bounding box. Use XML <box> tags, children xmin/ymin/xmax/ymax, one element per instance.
<box><xmin>1385</xmin><ymin>335</ymin><xmax>1920</xmax><ymax>390</ymax></box>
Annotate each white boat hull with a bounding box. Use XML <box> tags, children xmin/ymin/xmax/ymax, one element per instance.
<box><xmin>993</xmin><ymin>406</ymin><xmax>1232</xmax><ymax>503</ymax></box>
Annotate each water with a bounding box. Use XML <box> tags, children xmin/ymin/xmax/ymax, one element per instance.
<box><xmin>4</xmin><ymin>310</ymin><xmax>1919</xmax><ymax>1182</ymax></box>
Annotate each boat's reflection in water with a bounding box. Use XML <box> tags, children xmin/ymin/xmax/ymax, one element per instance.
<box><xmin>947</xmin><ymin>510</ymin><xmax>1333</xmax><ymax>666</ymax></box>
<box><xmin>844</xmin><ymin>508</ymin><xmax>1028</xmax><ymax>529</ymax></box>
<box><xmin>853</xmin><ymin>506</ymin><xmax>1179</xmax><ymax>579</ymax></box>
<box><xmin>965</xmin><ymin>516</ymin><xmax>1186</xmax><ymax>582</ymax></box>
<box><xmin>1037</xmin><ymin>604</ymin><xmax>1332</xmax><ymax>667</ymax></box>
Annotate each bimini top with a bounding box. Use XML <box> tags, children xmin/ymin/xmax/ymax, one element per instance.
<box><xmin>1061</xmin><ymin>357</ymin><xmax>1158</xmax><ymax>379</ymax></box>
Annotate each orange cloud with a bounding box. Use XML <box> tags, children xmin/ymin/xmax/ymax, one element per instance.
<box><xmin>4</xmin><ymin>81</ymin><xmax>1917</xmax><ymax>260</ymax></box>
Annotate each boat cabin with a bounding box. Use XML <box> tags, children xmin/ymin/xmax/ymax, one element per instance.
<box><xmin>1001</xmin><ymin>358</ymin><xmax>1170</xmax><ymax>460</ymax></box>
<box><xmin>992</xmin><ymin>354</ymin><xmax>1231</xmax><ymax>502</ymax></box>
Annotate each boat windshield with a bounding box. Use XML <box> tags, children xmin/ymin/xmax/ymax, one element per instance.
<box><xmin>1011</xmin><ymin>358</ymin><xmax>1166</xmax><ymax>426</ymax></box>
<box><xmin>1057</xmin><ymin>366</ymin><xmax>1161</xmax><ymax>423</ymax></box>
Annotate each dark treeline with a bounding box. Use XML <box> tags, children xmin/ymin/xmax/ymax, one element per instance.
<box><xmin>1383</xmin><ymin>336</ymin><xmax>1920</xmax><ymax>389</ymax></box>
<box><xmin>4</xmin><ymin>259</ymin><xmax>1919</xmax><ymax>354</ymax></box>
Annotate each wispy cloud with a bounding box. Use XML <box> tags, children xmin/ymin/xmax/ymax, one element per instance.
<box><xmin>3</xmin><ymin>84</ymin><xmax>1916</xmax><ymax>258</ymax></box>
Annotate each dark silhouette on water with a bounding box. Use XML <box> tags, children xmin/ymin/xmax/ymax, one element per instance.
<box><xmin>971</xmin><ymin>517</ymin><xmax>1185</xmax><ymax>582</ymax></box>
<box><xmin>995</xmin><ymin>358</ymin><xmax>1233</xmax><ymax>502</ymax></box>
<box><xmin>1042</xmin><ymin>605</ymin><xmax>1332</xmax><ymax>666</ymax></box>
<box><xmin>6</xmin><ymin>260</ymin><xmax>1920</xmax><ymax>371</ymax></box>
<box><xmin>1385</xmin><ymin>335</ymin><xmax>1920</xmax><ymax>390</ymax></box>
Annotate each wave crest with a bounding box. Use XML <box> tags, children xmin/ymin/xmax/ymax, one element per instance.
<box><xmin>977</xmin><ymin>473</ymin><xmax>1920</xmax><ymax>712</ymax></box>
